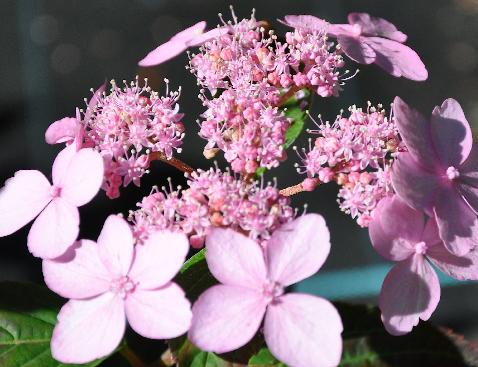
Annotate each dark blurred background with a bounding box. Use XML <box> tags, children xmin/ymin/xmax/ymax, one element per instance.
<box><xmin>1</xmin><ymin>0</ymin><xmax>478</xmax><ymax>360</ymax></box>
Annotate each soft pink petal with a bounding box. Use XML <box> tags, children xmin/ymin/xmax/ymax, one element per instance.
<box><xmin>128</xmin><ymin>231</ymin><xmax>189</xmax><ymax>290</ymax></box>
<box><xmin>421</xmin><ymin>217</ymin><xmax>442</xmax><ymax>247</ymax></box>
<box><xmin>27</xmin><ymin>198</ymin><xmax>79</xmax><ymax>259</ymax></box>
<box><xmin>379</xmin><ymin>254</ymin><xmax>440</xmax><ymax>336</ymax></box>
<box><xmin>348</xmin><ymin>13</ymin><xmax>407</xmax><ymax>42</ymax></box>
<box><xmin>188</xmin><ymin>285</ymin><xmax>267</xmax><ymax>354</ymax></box>
<box><xmin>366</xmin><ymin>37</ymin><xmax>428</xmax><ymax>81</ymax></box>
<box><xmin>52</xmin><ymin>143</ymin><xmax>77</xmax><ymax>186</ymax></box>
<box><xmin>279</xmin><ymin>15</ymin><xmax>328</xmax><ymax>32</ymax></box>
<box><xmin>170</xmin><ymin>21</ymin><xmax>207</xmax><ymax>42</ymax></box>
<box><xmin>97</xmin><ymin>215</ymin><xmax>134</xmax><ymax>277</ymax></box>
<box><xmin>138</xmin><ymin>40</ymin><xmax>188</xmax><ymax>67</ymax></box>
<box><xmin>51</xmin><ymin>293</ymin><xmax>126</xmax><ymax>364</ymax></box>
<box><xmin>267</xmin><ymin>214</ymin><xmax>330</xmax><ymax>286</ymax></box>
<box><xmin>369</xmin><ymin>196</ymin><xmax>421</xmax><ymax>261</ymax></box>
<box><xmin>43</xmin><ymin>239</ymin><xmax>111</xmax><ymax>299</ymax></box>
<box><xmin>45</xmin><ymin>117</ymin><xmax>77</xmax><ymax>144</ymax></box>
<box><xmin>264</xmin><ymin>294</ymin><xmax>343</xmax><ymax>367</ymax></box>
<box><xmin>428</xmin><ymin>242</ymin><xmax>478</xmax><ymax>280</ymax></box>
<box><xmin>205</xmin><ymin>227</ymin><xmax>267</xmax><ymax>289</ymax></box>
<box><xmin>186</xmin><ymin>27</ymin><xmax>229</xmax><ymax>47</ymax></box>
<box><xmin>430</xmin><ymin>98</ymin><xmax>472</xmax><ymax>167</ymax></box>
<box><xmin>460</xmin><ymin>146</ymin><xmax>478</xmax><ymax>212</ymax></box>
<box><xmin>125</xmin><ymin>283</ymin><xmax>191</xmax><ymax>339</ymax></box>
<box><xmin>337</xmin><ymin>35</ymin><xmax>376</xmax><ymax>64</ymax></box>
<box><xmin>57</xmin><ymin>148</ymin><xmax>104</xmax><ymax>207</ymax></box>
<box><xmin>391</xmin><ymin>152</ymin><xmax>441</xmax><ymax>215</ymax></box>
<box><xmin>0</xmin><ymin>170</ymin><xmax>52</xmax><ymax>236</ymax></box>
<box><xmin>393</xmin><ymin>97</ymin><xmax>438</xmax><ymax>166</ymax></box>
<box><xmin>434</xmin><ymin>187</ymin><xmax>478</xmax><ymax>256</ymax></box>
<box><xmin>458</xmin><ymin>183</ymin><xmax>478</xmax><ymax>214</ymax></box>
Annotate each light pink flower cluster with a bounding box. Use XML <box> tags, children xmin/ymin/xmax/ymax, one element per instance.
<box><xmin>129</xmin><ymin>167</ymin><xmax>295</xmax><ymax>247</ymax></box>
<box><xmin>188</xmin><ymin>11</ymin><xmax>345</xmax><ymax>173</ymax></box>
<box><xmin>46</xmin><ymin>79</ymin><xmax>185</xmax><ymax>199</ymax></box>
<box><xmin>297</xmin><ymin>104</ymin><xmax>401</xmax><ymax>225</ymax></box>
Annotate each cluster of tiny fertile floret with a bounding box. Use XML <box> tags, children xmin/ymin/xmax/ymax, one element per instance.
<box><xmin>128</xmin><ymin>167</ymin><xmax>295</xmax><ymax>248</ymax></box>
<box><xmin>296</xmin><ymin>104</ymin><xmax>403</xmax><ymax>226</ymax></box>
<box><xmin>82</xmin><ymin>79</ymin><xmax>185</xmax><ymax>199</ymax></box>
<box><xmin>188</xmin><ymin>12</ymin><xmax>345</xmax><ymax>175</ymax></box>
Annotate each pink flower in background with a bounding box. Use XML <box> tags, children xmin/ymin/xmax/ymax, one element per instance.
<box><xmin>188</xmin><ymin>214</ymin><xmax>343</xmax><ymax>367</ymax></box>
<box><xmin>139</xmin><ymin>21</ymin><xmax>228</xmax><ymax>66</ymax></box>
<box><xmin>43</xmin><ymin>215</ymin><xmax>192</xmax><ymax>364</ymax></box>
<box><xmin>282</xmin><ymin>12</ymin><xmax>428</xmax><ymax>81</ymax></box>
<box><xmin>0</xmin><ymin>144</ymin><xmax>103</xmax><ymax>259</ymax></box>
<box><xmin>369</xmin><ymin>196</ymin><xmax>478</xmax><ymax>335</ymax></box>
<box><xmin>391</xmin><ymin>97</ymin><xmax>478</xmax><ymax>256</ymax></box>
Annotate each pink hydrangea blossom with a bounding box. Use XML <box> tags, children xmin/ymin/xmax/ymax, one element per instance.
<box><xmin>139</xmin><ymin>21</ymin><xmax>229</xmax><ymax>66</ymax></box>
<box><xmin>43</xmin><ymin>215</ymin><xmax>192</xmax><ymax>364</ymax></box>
<box><xmin>188</xmin><ymin>214</ymin><xmax>343</xmax><ymax>367</ymax></box>
<box><xmin>0</xmin><ymin>144</ymin><xmax>103</xmax><ymax>259</ymax></box>
<box><xmin>282</xmin><ymin>13</ymin><xmax>428</xmax><ymax>81</ymax></box>
<box><xmin>129</xmin><ymin>167</ymin><xmax>294</xmax><ymax>247</ymax></box>
<box><xmin>369</xmin><ymin>195</ymin><xmax>478</xmax><ymax>335</ymax></box>
<box><xmin>391</xmin><ymin>97</ymin><xmax>478</xmax><ymax>256</ymax></box>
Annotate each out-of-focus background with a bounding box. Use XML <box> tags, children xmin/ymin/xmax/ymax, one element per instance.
<box><xmin>1</xmin><ymin>0</ymin><xmax>478</xmax><ymax>351</ymax></box>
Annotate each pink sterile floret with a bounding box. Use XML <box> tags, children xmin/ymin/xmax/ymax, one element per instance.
<box><xmin>281</xmin><ymin>12</ymin><xmax>428</xmax><ymax>81</ymax></box>
<box><xmin>369</xmin><ymin>195</ymin><xmax>478</xmax><ymax>335</ymax></box>
<box><xmin>0</xmin><ymin>144</ymin><xmax>104</xmax><ymax>259</ymax></box>
<box><xmin>43</xmin><ymin>215</ymin><xmax>192</xmax><ymax>364</ymax></box>
<box><xmin>391</xmin><ymin>97</ymin><xmax>478</xmax><ymax>256</ymax></box>
<box><xmin>129</xmin><ymin>167</ymin><xmax>295</xmax><ymax>247</ymax></box>
<box><xmin>188</xmin><ymin>214</ymin><xmax>343</xmax><ymax>367</ymax></box>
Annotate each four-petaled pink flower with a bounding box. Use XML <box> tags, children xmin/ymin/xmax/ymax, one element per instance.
<box><xmin>188</xmin><ymin>214</ymin><xmax>343</xmax><ymax>367</ymax></box>
<box><xmin>0</xmin><ymin>144</ymin><xmax>104</xmax><ymax>259</ymax></box>
<box><xmin>43</xmin><ymin>215</ymin><xmax>192</xmax><ymax>364</ymax></box>
<box><xmin>139</xmin><ymin>21</ymin><xmax>228</xmax><ymax>66</ymax></box>
<box><xmin>282</xmin><ymin>13</ymin><xmax>428</xmax><ymax>81</ymax></box>
<box><xmin>392</xmin><ymin>97</ymin><xmax>478</xmax><ymax>256</ymax></box>
<box><xmin>369</xmin><ymin>195</ymin><xmax>478</xmax><ymax>335</ymax></box>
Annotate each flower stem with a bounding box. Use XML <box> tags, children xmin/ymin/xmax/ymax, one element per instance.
<box><xmin>120</xmin><ymin>345</ymin><xmax>146</xmax><ymax>367</ymax></box>
<box><xmin>149</xmin><ymin>152</ymin><xmax>194</xmax><ymax>174</ymax></box>
<box><xmin>279</xmin><ymin>182</ymin><xmax>305</xmax><ymax>196</ymax></box>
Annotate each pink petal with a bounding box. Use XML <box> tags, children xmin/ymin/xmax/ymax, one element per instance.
<box><xmin>379</xmin><ymin>255</ymin><xmax>440</xmax><ymax>335</ymax></box>
<box><xmin>0</xmin><ymin>170</ymin><xmax>52</xmax><ymax>236</ymax></box>
<box><xmin>205</xmin><ymin>227</ymin><xmax>267</xmax><ymax>289</ymax></box>
<box><xmin>97</xmin><ymin>215</ymin><xmax>134</xmax><ymax>277</ymax></box>
<box><xmin>366</xmin><ymin>37</ymin><xmax>428</xmax><ymax>81</ymax></box>
<box><xmin>368</xmin><ymin>196</ymin><xmax>421</xmax><ymax>261</ymax></box>
<box><xmin>188</xmin><ymin>285</ymin><xmax>267</xmax><ymax>354</ymax></box>
<box><xmin>27</xmin><ymin>198</ymin><xmax>79</xmax><ymax>259</ymax></box>
<box><xmin>267</xmin><ymin>214</ymin><xmax>330</xmax><ymax>286</ymax></box>
<box><xmin>57</xmin><ymin>148</ymin><xmax>104</xmax><ymax>207</ymax></box>
<box><xmin>348</xmin><ymin>13</ymin><xmax>407</xmax><ymax>42</ymax></box>
<box><xmin>434</xmin><ymin>186</ymin><xmax>478</xmax><ymax>256</ymax></box>
<box><xmin>170</xmin><ymin>21</ymin><xmax>207</xmax><ymax>42</ymax></box>
<box><xmin>45</xmin><ymin>117</ymin><xmax>77</xmax><ymax>144</ymax></box>
<box><xmin>337</xmin><ymin>35</ymin><xmax>376</xmax><ymax>64</ymax></box>
<box><xmin>458</xmin><ymin>183</ymin><xmax>478</xmax><ymax>214</ymax></box>
<box><xmin>430</xmin><ymin>98</ymin><xmax>472</xmax><ymax>167</ymax></box>
<box><xmin>187</xmin><ymin>26</ymin><xmax>229</xmax><ymax>47</ymax></box>
<box><xmin>393</xmin><ymin>97</ymin><xmax>438</xmax><ymax>166</ymax></box>
<box><xmin>125</xmin><ymin>283</ymin><xmax>191</xmax><ymax>339</ymax></box>
<box><xmin>327</xmin><ymin>24</ymin><xmax>357</xmax><ymax>37</ymax></box>
<box><xmin>460</xmin><ymin>146</ymin><xmax>478</xmax><ymax>212</ymax></box>
<box><xmin>128</xmin><ymin>231</ymin><xmax>189</xmax><ymax>290</ymax></box>
<box><xmin>43</xmin><ymin>239</ymin><xmax>112</xmax><ymax>299</ymax></box>
<box><xmin>51</xmin><ymin>293</ymin><xmax>126</xmax><ymax>364</ymax></box>
<box><xmin>428</xmin><ymin>242</ymin><xmax>478</xmax><ymax>280</ymax></box>
<box><xmin>264</xmin><ymin>294</ymin><xmax>343</xmax><ymax>367</ymax></box>
<box><xmin>279</xmin><ymin>15</ymin><xmax>328</xmax><ymax>32</ymax></box>
<box><xmin>391</xmin><ymin>152</ymin><xmax>441</xmax><ymax>215</ymax></box>
<box><xmin>83</xmin><ymin>83</ymin><xmax>106</xmax><ymax>124</ymax></box>
<box><xmin>421</xmin><ymin>217</ymin><xmax>442</xmax><ymax>247</ymax></box>
<box><xmin>52</xmin><ymin>143</ymin><xmax>77</xmax><ymax>185</ymax></box>
<box><xmin>138</xmin><ymin>40</ymin><xmax>188</xmax><ymax>67</ymax></box>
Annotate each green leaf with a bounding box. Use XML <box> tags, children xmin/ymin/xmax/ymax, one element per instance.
<box><xmin>180</xmin><ymin>249</ymin><xmax>206</xmax><ymax>274</ymax></box>
<box><xmin>191</xmin><ymin>351</ymin><xmax>226</xmax><ymax>367</ymax></box>
<box><xmin>255</xmin><ymin>167</ymin><xmax>267</xmax><ymax>177</ymax></box>
<box><xmin>248</xmin><ymin>348</ymin><xmax>285</xmax><ymax>367</ymax></box>
<box><xmin>283</xmin><ymin>106</ymin><xmax>306</xmax><ymax>149</ymax></box>
<box><xmin>0</xmin><ymin>281</ymin><xmax>109</xmax><ymax>367</ymax></box>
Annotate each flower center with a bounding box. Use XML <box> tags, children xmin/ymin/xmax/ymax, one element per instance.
<box><xmin>263</xmin><ymin>281</ymin><xmax>284</xmax><ymax>303</ymax></box>
<box><xmin>50</xmin><ymin>185</ymin><xmax>62</xmax><ymax>198</ymax></box>
<box><xmin>414</xmin><ymin>241</ymin><xmax>427</xmax><ymax>255</ymax></box>
<box><xmin>110</xmin><ymin>276</ymin><xmax>136</xmax><ymax>299</ymax></box>
<box><xmin>446</xmin><ymin>166</ymin><xmax>460</xmax><ymax>180</ymax></box>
